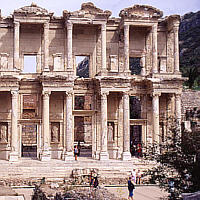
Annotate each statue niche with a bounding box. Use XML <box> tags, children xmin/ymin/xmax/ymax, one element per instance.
<box><xmin>51</xmin><ymin>123</ymin><xmax>60</xmax><ymax>142</ymax></box>
<box><xmin>107</xmin><ymin>122</ymin><xmax>114</xmax><ymax>142</ymax></box>
<box><xmin>0</xmin><ymin>124</ymin><xmax>8</xmax><ymax>142</ymax></box>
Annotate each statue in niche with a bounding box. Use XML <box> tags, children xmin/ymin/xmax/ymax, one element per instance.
<box><xmin>107</xmin><ymin>123</ymin><xmax>114</xmax><ymax>141</ymax></box>
<box><xmin>0</xmin><ymin>125</ymin><xmax>7</xmax><ymax>142</ymax></box>
<box><xmin>51</xmin><ymin>125</ymin><xmax>59</xmax><ymax>142</ymax></box>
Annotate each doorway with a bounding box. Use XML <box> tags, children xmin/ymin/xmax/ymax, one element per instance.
<box><xmin>130</xmin><ymin>125</ymin><xmax>142</xmax><ymax>157</ymax></box>
<box><xmin>21</xmin><ymin>124</ymin><xmax>37</xmax><ymax>157</ymax></box>
<box><xmin>74</xmin><ymin>116</ymin><xmax>92</xmax><ymax>157</ymax></box>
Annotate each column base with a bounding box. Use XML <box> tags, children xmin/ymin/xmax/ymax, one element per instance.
<box><xmin>122</xmin><ymin>151</ymin><xmax>131</xmax><ymax>161</ymax></box>
<box><xmin>63</xmin><ymin>151</ymin><xmax>74</xmax><ymax>161</ymax></box>
<box><xmin>9</xmin><ymin>151</ymin><xmax>19</xmax><ymax>162</ymax></box>
<box><xmin>40</xmin><ymin>151</ymin><xmax>51</xmax><ymax>162</ymax></box>
<box><xmin>99</xmin><ymin>151</ymin><xmax>109</xmax><ymax>161</ymax></box>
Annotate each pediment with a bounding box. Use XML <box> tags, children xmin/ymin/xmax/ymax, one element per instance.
<box><xmin>63</xmin><ymin>2</ymin><xmax>111</xmax><ymax>20</ymax></box>
<box><xmin>13</xmin><ymin>3</ymin><xmax>53</xmax><ymax>17</ymax></box>
<box><xmin>119</xmin><ymin>4</ymin><xmax>163</xmax><ymax>19</ymax></box>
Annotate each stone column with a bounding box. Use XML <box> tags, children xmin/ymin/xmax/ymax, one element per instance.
<box><xmin>100</xmin><ymin>91</ymin><xmax>109</xmax><ymax>160</ymax></box>
<box><xmin>44</xmin><ymin>22</ymin><xmax>49</xmax><ymax>71</ymax></box>
<box><xmin>14</xmin><ymin>22</ymin><xmax>20</xmax><ymax>70</ymax></box>
<box><xmin>67</xmin><ymin>22</ymin><xmax>73</xmax><ymax>70</ymax></box>
<box><xmin>64</xmin><ymin>91</ymin><xmax>74</xmax><ymax>160</ymax></box>
<box><xmin>9</xmin><ymin>91</ymin><xmax>19</xmax><ymax>162</ymax></box>
<box><xmin>175</xmin><ymin>93</ymin><xmax>182</xmax><ymax>134</ymax></box>
<box><xmin>152</xmin><ymin>24</ymin><xmax>158</xmax><ymax>73</ymax></box>
<box><xmin>152</xmin><ymin>93</ymin><xmax>160</xmax><ymax>144</ymax></box>
<box><xmin>124</xmin><ymin>24</ymin><xmax>130</xmax><ymax>73</ymax></box>
<box><xmin>174</xmin><ymin>26</ymin><xmax>179</xmax><ymax>72</ymax></box>
<box><xmin>101</xmin><ymin>23</ymin><xmax>107</xmax><ymax>74</ymax></box>
<box><xmin>122</xmin><ymin>92</ymin><xmax>131</xmax><ymax>160</ymax></box>
<box><xmin>40</xmin><ymin>91</ymin><xmax>51</xmax><ymax>161</ymax></box>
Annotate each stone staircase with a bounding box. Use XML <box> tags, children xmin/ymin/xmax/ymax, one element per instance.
<box><xmin>0</xmin><ymin>157</ymin><xmax>156</xmax><ymax>183</ymax></box>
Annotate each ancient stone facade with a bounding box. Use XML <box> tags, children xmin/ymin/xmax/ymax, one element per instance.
<box><xmin>0</xmin><ymin>3</ymin><xmax>186</xmax><ymax>161</ymax></box>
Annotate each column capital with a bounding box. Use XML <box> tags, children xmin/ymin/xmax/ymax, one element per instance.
<box><xmin>173</xmin><ymin>25</ymin><xmax>179</xmax><ymax>32</ymax></box>
<box><xmin>101</xmin><ymin>91</ymin><xmax>109</xmax><ymax>98</ymax></box>
<box><xmin>44</xmin><ymin>22</ymin><xmax>49</xmax><ymax>29</ymax></box>
<box><xmin>151</xmin><ymin>93</ymin><xmax>161</xmax><ymax>98</ymax></box>
<box><xmin>66</xmin><ymin>90</ymin><xmax>73</xmax><ymax>97</ymax></box>
<box><xmin>101</xmin><ymin>23</ymin><xmax>106</xmax><ymax>31</ymax></box>
<box><xmin>14</xmin><ymin>21</ymin><xmax>20</xmax><ymax>27</ymax></box>
<box><xmin>151</xmin><ymin>24</ymin><xmax>158</xmax><ymax>31</ymax></box>
<box><xmin>123</xmin><ymin>91</ymin><xmax>130</xmax><ymax>98</ymax></box>
<box><xmin>11</xmin><ymin>90</ymin><xmax>19</xmax><ymax>98</ymax></box>
<box><xmin>175</xmin><ymin>93</ymin><xmax>181</xmax><ymax>99</ymax></box>
<box><xmin>42</xmin><ymin>91</ymin><xmax>51</xmax><ymax>98</ymax></box>
<box><xmin>67</xmin><ymin>21</ymin><xmax>73</xmax><ymax>30</ymax></box>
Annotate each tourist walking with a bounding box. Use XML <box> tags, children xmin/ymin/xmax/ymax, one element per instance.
<box><xmin>74</xmin><ymin>145</ymin><xmax>78</xmax><ymax>161</ymax></box>
<box><xmin>136</xmin><ymin>169</ymin><xmax>142</xmax><ymax>184</ymax></box>
<box><xmin>128</xmin><ymin>177</ymin><xmax>135</xmax><ymax>200</ymax></box>
<box><xmin>131</xmin><ymin>169</ymin><xmax>136</xmax><ymax>183</ymax></box>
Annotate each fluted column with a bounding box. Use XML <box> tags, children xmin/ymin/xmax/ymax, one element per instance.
<box><xmin>152</xmin><ymin>24</ymin><xmax>158</xmax><ymax>73</ymax></box>
<box><xmin>122</xmin><ymin>92</ymin><xmax>131</xmax><ymax>160</ymax></box>
<box><xmin>100</xmin><ymin>23</ymin><xmax>107</xmax><ymax>74</ymax></box>
<box><xmin>67</xmin><ymin>22</ymin><xmax>73</xmax><ymax>70</ymax></box>
<box><xmin>124</xmin><ymin>24</ymin><xmax>130</xmax><ymax>73</ymax></box>
<box><xmin>44</xmin><ymin>23</ymin><xmax>49</xmax><ymax>71</ymax></box>
<box><xmin>64</xmin><ymin>91</ymin><xmax>74</xmax><ymax>160</ymax></box>
<box><xmin>14</xmin><ymin>22</ymin><xmax>20</xmax><ymax>70</ymax></box>
<box><xmin>9</xmin><ymin>91</ymin><xmax>19</xmax><ymax>162</ymax></box>
<box><xmin>152</xmin><ymin>93</ymin><xmax>160</xmax><ymax>144</ymax></box>
<box><xmin>40</xmin><ymin>91</ymin><xmax>51</xmax><ymax>161</ymax></box>
<box><xmin>174</xmin><ymin>26</ymin><xmax>180</xmax><ymax>72</ymax></box>
<box><xmin>100</xmin><ymin>91</ymin><xmax>109</xmax><ymax>160</ymax></box>
<box><xmin>175</xmin><ymin>93</ymin><xmax>182</xmax><ymax>134</ymax></box>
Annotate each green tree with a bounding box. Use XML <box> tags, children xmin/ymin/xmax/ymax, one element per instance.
<box><xmin>145</xmin><ymin>124</ymin><xmax>200</xmax><ymax>199</ymax></box>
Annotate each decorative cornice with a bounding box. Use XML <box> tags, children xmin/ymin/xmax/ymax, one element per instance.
<box><xmin>63</xmin><ymin>2</ymin><xmax>112</xmax><ymax>20</ymax></box>
<box><xmin>13</xmin><ymin>3</ymin><xmax>54</xmax><ymax>18</ymax></box>
<box><xmin>119</xmin><ymin>4</ymin><xmax>163</xmax><ymax>19</ymax></box>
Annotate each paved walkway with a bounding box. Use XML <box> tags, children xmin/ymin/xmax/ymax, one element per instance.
<box><xmin>13</xmin><ymin>186</ymin><xmax>168</xmax><ymax>200</ymax></box>
<box><xmin>106</xmin><ymin>186</ymin><xmax>168</xmax><ymax>200</ymax></box>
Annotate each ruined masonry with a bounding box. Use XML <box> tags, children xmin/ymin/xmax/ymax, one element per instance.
<box><xmin>0</xmin><ymin>2</ymin><xmax>186</xmax><ymax>162</ymax></box>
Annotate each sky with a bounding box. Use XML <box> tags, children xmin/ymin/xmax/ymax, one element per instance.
<box><xmin>0</xmin><ymin>0</ymin><xmax>199</xmax><ymax>18</ymax></box>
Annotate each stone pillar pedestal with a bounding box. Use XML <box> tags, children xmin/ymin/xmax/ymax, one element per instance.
<box><xmin>100</xmin><ymin>23</ymin><xmax>107</xmax><ymax>75</ymax></box>
<box><xmin>14</xmin><ymin>22</ymin><xmax>20</xmax><ymax>70</ymax></box>
<box><xmin>122</xmin><ymin>92</ymin><xmax>131</xmax><ymax>161</ymax></box>
<box><xmin>152</xmin><ymin>93</ymin><xmax>160</xmax><ymax>144</ymax></box>
<box><xmin>175</xmin><ymin>93</ymin><xmax>182</xmax><ymax>134</ymax></box>
<box><xmin>44</xmin><ymin>23</ymin><xmax>49</xmax><ymax>71</ymax></box>
<box><xmin>100</xmin><ymin>91</ymin><xmax>109</xmax><ymax>160</ymax></box>
<box><xmin>67</xmin><ymin>22</ymin><xmax>73</xmax><ymax>70</ymax></box>
<box><xmin>124</xmin><ymin>24</ymin><xmax>131</xmax><ymax>74</ymax></box>
<box><xmin>40</xmin><ymin>91</ymin><xmax>51</xmax><ymax>161</ymax></box>
<box><xmin>9</xmin><ymin>91</ymin><xmax>19</xmax><ymax>162</ymax></box>
<box><xmin>108</xmin><ymin>141</ymin><xmax>118</xmax><ymax>159</ymax></box>
<box><xmin>64</xmin><ymin>91</ymin><xmax>74</xmax><ymax>161</ymax></box>
<box><xmin>174</xmin><ymin>26</ymin><xmax>180</xmax><ymax>73</ymax></box>
<box><xmin>152</xmin><ymin>24</ymin><xmax>158</xmax><ymax>74</ymax></box>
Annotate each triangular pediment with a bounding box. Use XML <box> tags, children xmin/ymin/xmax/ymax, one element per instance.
<box><xmin>63</xmin><ymin>2</ymin><xmax>111</xmax><ymax>20</ymax></box>
<box><xmin>119</xmin><ymin>4</ymin><xmax>163</xmax><ymax>19</ymax></box>
<box><xmin>13</xmin><ymin>3</ymin><xmax>53</xmax><ymax>17</ymax></box>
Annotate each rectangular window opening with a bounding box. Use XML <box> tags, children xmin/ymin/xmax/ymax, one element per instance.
<box><xmin>130</xmin><ymin>57</ymin><xmax>141</xmax><ymax>75</ymax></box>
<box><xmin>23</xmin><ymin>55</ymin><xmax>37</xmax><ymax>73</ymax></box>
<box><xmin>76</xmin><ymin>56</ymin><xmax>89</xmax><ymax>78</ymax></box>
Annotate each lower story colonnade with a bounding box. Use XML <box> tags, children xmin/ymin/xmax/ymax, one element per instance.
<box><xmin>0</xmin><ymin>84</ymin><xmax>182</xmax><ymax>162</ymax></box>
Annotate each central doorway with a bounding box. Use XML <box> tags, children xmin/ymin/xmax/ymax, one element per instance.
<box><xmin>74</xmin><ymin>116</ymin><xmax>92</xmax><ymax>157</ymax></box>
<box><xmin>21</xmin><ymin>124</ymin><xmax>37</xmax><ymax>157</ymax></box>
<box><xmin>130</xmin><ymin>125</ymin><xmax>142</xmax><ymax>157</ymax></box>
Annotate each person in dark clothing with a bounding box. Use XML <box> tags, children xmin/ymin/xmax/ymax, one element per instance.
<box><xmin>94</xmin><ymin>176</ymin><xmax>98</xmax><ymax>188</ymax></box>
<box><xmin>128</xmin><ymin>177</ymin><xmax>135</xmax><ymax>200</ymax></box>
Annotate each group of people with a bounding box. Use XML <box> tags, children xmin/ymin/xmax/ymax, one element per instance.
<box><xmin>130</xmin><ymin>141</ymin><xmax>142</xmax><ymax>158</ymax></box>
<box><xmin>128</xmin><ymin>169</ymin><xmax>142</xmax><ymax>199</ymax></box>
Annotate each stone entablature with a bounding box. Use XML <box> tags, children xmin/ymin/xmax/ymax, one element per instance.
<box><xmin>0</xmin><ymin>2</ymin><xmax>185</xmax><ymax>162</ymax></box>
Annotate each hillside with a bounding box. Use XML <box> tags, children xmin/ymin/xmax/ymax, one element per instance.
<box><xmin>179</xmin><ymin>11</ymin><xmax>200</xmax><ymax>89</ymax></box>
